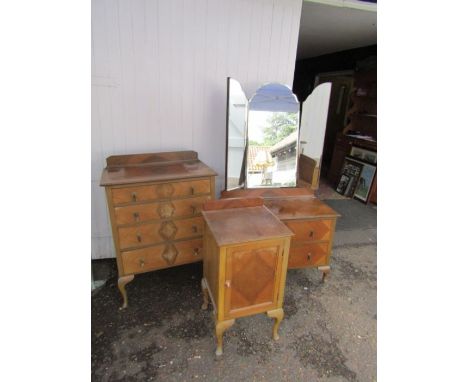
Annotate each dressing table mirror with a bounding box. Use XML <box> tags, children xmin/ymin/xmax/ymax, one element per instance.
<box><xmin>225</xmin><ymin>79</ymin><xmax>300</xmax><ymax>191</ymax></box>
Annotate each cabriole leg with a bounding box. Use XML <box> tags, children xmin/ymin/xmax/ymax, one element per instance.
<box><xmin>117</xmin><ymin>275</ymin><xmax>134</xmax><ymax>309</ymax></box>
<box><xmin>267</xmin><ymin>308</ymin><xmax>284</xmax><ymax>341</ymax></box>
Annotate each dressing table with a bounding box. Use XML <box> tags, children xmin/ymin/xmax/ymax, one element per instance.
<box><xmin>223</xmin><ymin>78</ymin><xmax>339</xmax><ymax>280</ymax></box>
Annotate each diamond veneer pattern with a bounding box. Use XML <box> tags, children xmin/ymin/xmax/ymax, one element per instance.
<box><xmin>231</xmin><ymin>248</ymin><xmax>276</xmax><ymax>305</ymax></box>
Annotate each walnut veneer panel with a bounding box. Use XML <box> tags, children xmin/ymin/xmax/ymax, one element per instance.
<box><xmin>101</xmin><ymin>151</ymin><xmax>217</xmax><ymax>309</ymax></box>
<box><xmin>122</xmin><ymin>238</ymin><xmax>203</xmax><ymax>274</ymax></box>
<box><xmin>288</xmin><ymin>242</ymin><xmax>329</xmax><ymax>268</ymax></box>
<box><xmin>118</xmin><ymin>216</ymin><xmax>204</xmax><ymax>250</ymax></box>
<box><xmin>111</xmin><ymin>179</ymin><xmax>211</xmax><ymax>205</ymax></box>
<box><xmin>284</xmin><ymin>219</ymin><xmax>333</xmax><ymax>241</ymax></box>
<box><xmin>114</xmin><ymin>195</ymin><xmax>210</xmax><ymax>225</ymax></box>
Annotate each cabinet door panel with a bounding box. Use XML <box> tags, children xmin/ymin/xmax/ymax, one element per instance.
<box><xmin>224</xmin><ymin>242</ymin><xmax>283</xmax><ymax>318</ymax></box>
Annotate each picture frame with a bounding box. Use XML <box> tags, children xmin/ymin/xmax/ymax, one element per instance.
<box><xmin>353</xmin><ymin>163</ymin><xmax>377</xmax><ymax>203</ymax></box>
<box><xmin>350</xmin><ymin>146</ymin><xmax>377</xmax><ymax>164</ymax></box>
<box><xmin>336</xmin><ymin>157</ymin><xmax>363</xmax><ymax>196</ymax></box>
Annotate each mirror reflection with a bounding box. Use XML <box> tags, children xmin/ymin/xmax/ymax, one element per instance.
<box><xmin>246</xmin><ymin>83</ymin><xmax>300</xmax><ymax>188</ymax></box>
<box><xmin>226</xmin><ymin>78</ymin><xmax>248</xmax><ymax>190</ymax></box>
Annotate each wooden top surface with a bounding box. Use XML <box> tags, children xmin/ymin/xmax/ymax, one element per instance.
<box><xmin>220</xmin><ymin>187</ymin><xmax>339</xmax><ymax>220</ymax></box>
<box><xmin>221</xmin><ymin>187</ymin><xmax>314</xmax><ymax>199</ymax></box>
<box><xmin>264</xmin><ymin>196</ymin><xmax>340</xmax><ymax>220</ymax></box>
<box><xmin>202</xmin><ymin>206</ymin><xmax>293</xmax><ymax>247</ymax></box>
<box><xmin>100</xmin><ymin>151</ymin><xmax>217</xmax><ymax>186</ymax></box>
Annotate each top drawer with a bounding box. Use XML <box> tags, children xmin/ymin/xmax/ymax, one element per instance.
<box><xmin>284</xmin><ymin>219</ymin><xmax>333</xmax><ymax>242</ymax></box>
<box><xmin>111</xmin><ymin>179</ymin><xmax>211</xmax><ymax>205</ymax></box>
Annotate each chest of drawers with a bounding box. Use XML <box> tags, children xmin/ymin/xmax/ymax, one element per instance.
<box><xmin>221</xmin><ymin>188</ymin><xmax>339</xmax><ymax>281</ymax></box>
<box><xmin>100</xmin><ymin>151</ymin><xmax>217</xmax><ymax>308</ymax></box>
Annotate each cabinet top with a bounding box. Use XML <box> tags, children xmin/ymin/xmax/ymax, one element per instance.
<box><xmin>264</xmin><ymin>196</ymin><xmax>340</xmax><ymax>220</ymax></box>
<box><xmin>100</xmin><ymin>151</ymin><xmax>217</xmax><ymax>186</ymax></box>
<box><xmin>202</xmin><ymin>205</ymin><xmax>293</xmax><ymax>247</ymax></box>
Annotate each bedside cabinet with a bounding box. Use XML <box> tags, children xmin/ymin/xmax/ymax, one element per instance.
<box><xmin>200</xmin><ymin>198</ymin><xmax>293</xmax><ymax>356</ymax></box>
<box><xmin>100</xmin><ymin>151</ymin><xmax>217</xmax><ymax>309</ymax></box>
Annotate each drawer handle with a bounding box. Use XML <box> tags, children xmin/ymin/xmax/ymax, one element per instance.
<box><xmin>139</xmin><ymin>259</ymin><xmax>145</xmax><ymax>268</ymax></box>
<box><xmin>191</xmin><ymin>206</ymin><xmax>196</xmax><ymax>215</ymax></box>
<box><xmin>192</xmin><ymin>225</ymin><xmax>198</xmax><ymax>233</ymax></box>
<box><xmin>132</xmin><ymin>192</ymin><xmax>137</xmax><ymax>202</ymax></box>
<box><xmin>133</xmin><ymin>212</ymin><xmax>140</xmax><ymax>221</ymax></box>
<box><xmin>193</xmin><ymin>247</ymin><xmax>199</xmax><ymax>256</ymax></box>
<box><xmin>307</xmin><ymin>253</ymin><xmax>311</xmax><ymax>261</ymax></box>
<box><xmin>137</xmin><ymin>233</ymin><xmax>142</xmax><ymax>242</ymax></box>
<box><xmin>190</xmin><ymin>186</ymin><xmax>195</xmax><ymax>195</ymax></box>
<box><xmin>225</xmin><ymin>280</ymin><xmax>231</xmax><ymax>288</ymax></box>
<box><xmin>309</xmin><ymin>231</ymin><xmax>314</xmax><ymax>238</ymax></box>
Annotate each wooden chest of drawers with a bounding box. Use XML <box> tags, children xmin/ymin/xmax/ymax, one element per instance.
<box><xmin>221</xmin><ymin>188</ymin><xmax>339</xmax><ymax>281</ymax></box>
<box><xmin>100</xmin><ymin>151</ymin><xmax>217</xmax><ymax>308</ymax></box>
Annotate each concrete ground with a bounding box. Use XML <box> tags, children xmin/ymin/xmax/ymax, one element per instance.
<box><xmin>92</xmin><ymin>198</ymin><xmax>376</xmax><ymax>381</ymax></box>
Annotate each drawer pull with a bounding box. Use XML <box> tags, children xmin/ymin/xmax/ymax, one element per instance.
<box><xmin>133</xmin><ymin>212</ymin><xmax>140</xmax><ymax>221</ymax></box>
<box><xmin>309</xmin><ymin>231</ymin><xmax>314</xmax><ymax>238</ymax></box>
<box><xmin>137</xmin><ymin>233</ymin><xmax>142</xmax><ymax>242</ymax></box>
<box><xmin>191</xmin><ymin>206</ymin><xmax>196</xmax><ymax>215</ymax></box>
<box><xmin>190</xmin><ymin>186</ymin><xmax>195</xmax><ymax>195</ymax></box>
<box><xmin>307</xmin><ymin>253</ymin><xmax>311</xmax><ymax>261</ymax></box>
<box><xmin>139</xmin><ymin>259</ymin><xmax>145</xmax><ymax>268</ymax></box>
<box><xmin>192</xmin><ymin>225</ymin><xmax>198</xmax><ymax>233</ymax></box>
<box><xmin>225</xmin><ymin>280</ymin><xmax>231</xmax><ymax>288</ymax></box>
<box><xmin>193</xmin><ymin>247</ymin><xmax>200</xmax><ymax>256</ymax></box>
<box><xmin>132</xmin><ymin>192</ymin><xmax>137</xmax><ymax>202</ymax></box>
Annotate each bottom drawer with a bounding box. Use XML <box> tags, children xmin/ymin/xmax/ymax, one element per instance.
<box><xmin>288</xmin><ymin>242</ymin><xmax>329</xmax><ymax>269</ymax></box>
<box><xmin>121</xmin><ymin>239</ymin><xmax>202</xmax><ymax>275</ymax></box>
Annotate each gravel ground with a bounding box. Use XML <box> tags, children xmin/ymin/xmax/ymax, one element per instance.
<box><xmin>92</xmin><ymin>199</ymin><xmax>376</xmax><ymax>381</ymax></box>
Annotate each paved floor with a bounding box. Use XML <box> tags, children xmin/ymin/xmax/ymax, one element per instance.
<box><xmin>92</xmin><ymin>198</ymin><xmax>376</xmax><ymax>381</ymax></box>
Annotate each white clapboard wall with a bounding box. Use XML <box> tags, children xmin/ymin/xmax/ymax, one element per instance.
<box><xmin>92</xmin><ymin>0</ymin><xmax>303</xmax><ymax>259</ymax></box>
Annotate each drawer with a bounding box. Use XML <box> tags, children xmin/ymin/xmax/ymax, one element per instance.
<box><xmin>287</xmin><ymin>242</ymin><xmax>329</xmax><ymax>269</ymax></box>
<box><xmin>111</xmin><ymin>179</ymin><xmax>211</xmax><ymax>205</ymax></box>
<box><xmin>114</xmin><ymin>195</ymin><xmax>211</xmax><ymax>225</ymax></box>
<box><xmin>285</xmin><ymin>219</ymin><xmax>333</xmax><ymax>242</ymax></box>
<box><xmin>121</xmin><ymin>239</ymin><xmax>203</xmax><ymax>274</ymax></box>
<box><xmin>118</xmin><ymin>217</ymin><xmax>203</xmax><ymax>250</ymax></box>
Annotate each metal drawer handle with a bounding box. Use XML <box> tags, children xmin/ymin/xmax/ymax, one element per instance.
<box><xmin>137</xmin><ymin>233</ymin><xmax>142</xmax><ymax>242</ymax></box>
<box><xmin>133</xmin><ymin>212</ymin><xmax>140</xmax><ymax>221</ymax></box>
<box><xmin>139</xmin><ymin>259</ymin><xmax>145</xmax><ymax>267</ymax></box>
<box><xmin>307</xmin><ymin>253</ymin><xmax>311</xmax><ymax>261</ymax></box>
<box><xmin>193</xmin><ymin>248</ymin><xmax>199</xmax><ymax>256</ymax></box>
<box><xmin>192</xmin><ymin>225</ymin><xmax>198</xmax><ymax>233</ymax></box>
<box><xmin>225</xmin><ymin>280</ymin><xmax>231</xmax><ymax>288</ymax></box>
<box><xmin>190</xmin><ymin>186</ymin><xmax>195</xmax><ymax>195</ymax></box>
<box><xmin>191</xmin><ymin>206</ymin><xmax>196</xmax><ymax>215</ymax></box>
<box><xmin>309</xmin><ymin>231</ymin><xmax>314</xmax><ymax>238</ymax></box>
<box><xmin>132</xmin><ymin>192</ymin><xmax>137</xmax><ymax>202</ymax></box>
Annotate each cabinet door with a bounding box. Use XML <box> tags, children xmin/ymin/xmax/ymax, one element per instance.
<box><xmin>223</xmin><ymin>240</ymin><xmax>284</xmax><ymax>319</ymax></box>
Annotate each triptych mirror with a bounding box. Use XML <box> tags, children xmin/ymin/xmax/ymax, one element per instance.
<box><xmin>225</xmin><ymin>77</ymin><xmax>331</xmax><ymax>191</ymax></box>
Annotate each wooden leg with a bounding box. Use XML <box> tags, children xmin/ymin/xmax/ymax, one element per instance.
<box><xmin>267</xmin><ymin>308</ymin><xmax>284</xmax><ymax>341</ymax></box>
<box><xmin>215</xmin><ymin>319</ymin><xmax>235</xmax><ymax>356</ymax></box>
<box><xmin>201</xmin><ymin>278</ymin><xmax>209</xmax><ymax>310</ymax></box>
<box><xmin>117</xmin><ymin>275</ymin><xmax>134</xmax><ymax>309</ymax></box>
<box><xmin>318</xmin><ymin>265</ymin><xmax>330</xmax><ymax>283</ymax></box>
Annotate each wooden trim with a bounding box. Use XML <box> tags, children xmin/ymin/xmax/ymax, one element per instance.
<box><xmin>203</xmin><ymin>197</ymin><xmax>263</xmax><ymax>211</ymax></box>
<box><xmin>105</xmin><ymin>187</ymin><xmax>124</xmax><ymax>276</ymax></box>
<box><xmin>106</xmin><ymin>151</ymin><xmax>198</xmax><ymax>167</ymax></box>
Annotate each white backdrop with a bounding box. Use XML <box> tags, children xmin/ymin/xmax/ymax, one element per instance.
<box><xmin>92</xmin><ymin>0</ymin><xmax>303</xmax><ymax>259</ymax></box>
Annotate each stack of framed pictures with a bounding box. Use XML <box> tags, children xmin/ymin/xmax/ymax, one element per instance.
<box><xmin>336</xmin><ymin>147</ymin><xmax>377</xmax><ymax>203</ymax></box>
